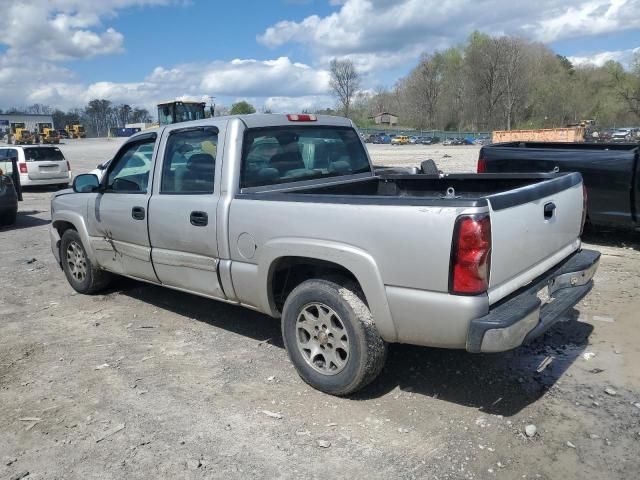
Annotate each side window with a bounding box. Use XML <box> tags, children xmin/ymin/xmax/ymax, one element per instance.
<box><xmin>107</xmin><ymin>140</ymin><xmax>155</xmax><ymax>193</ymax></box>
<box><xmin>0</xmin><ymin>149</ymin><xmax>17</xmax><ymax>174</ymax></box>
<box><xmin>161</xmin><ymin>127</ymin><xmax>217</xmax><ymax>194</ymax></box>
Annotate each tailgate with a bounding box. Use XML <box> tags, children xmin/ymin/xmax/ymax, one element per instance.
<box><xmin>487</xmin><ymin>173</ymin><xmax>583</xmax><ymax>304</ymax></box>
<box><xmin>28</xmin><ymin>161</ymin><xmax>68</xmax><ymax>180</ymax></box>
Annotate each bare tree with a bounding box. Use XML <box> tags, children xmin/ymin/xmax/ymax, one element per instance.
<box><xmin>466</xmin><ymin>33</ymin><xmax>506</xmax><ymax>130</ymax></box>
<box><xmin>499</xmin><ymin>37</ymin><xmax>528</xmax><ymax>130</ymax></box>
<box><xmin>406</xmin><ymin>53</ymin><xmax>445</xmax><ymax>128</ymax></box>
<box><xmin>329</xmin><ymin>59</ymin><xmax>361</xmax><ymax>118</ymax></box>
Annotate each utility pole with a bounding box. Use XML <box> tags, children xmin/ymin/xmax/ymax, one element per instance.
<box><xmin>209</xmin><ymin>96</ymin><xmax>216</xmax><ymax>117</ymax></box>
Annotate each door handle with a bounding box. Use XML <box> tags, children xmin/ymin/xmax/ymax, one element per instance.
<box><xmin>190</xmin><ymin>211</ymin><xmax>208</xmax><ymax>227</ymax></box>
<box><xmin>544</xmin><ymin>202</ymin><xmax>556</xmax><ymax>220</ymax></box>
<box><xmin>132</xmin><ymin>206</ymin><xmax>145</xmax><ymax>220</ymax></box>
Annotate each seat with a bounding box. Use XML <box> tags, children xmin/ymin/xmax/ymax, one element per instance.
<box><xmin>268</xmin><ymin>150</ymin><xmax>305</xmax><ymax>175</ymax></box>
<box><xmin>175</xmin><ymin>153</ymin><xmax>215</xmax><ymax>192</ymax></box>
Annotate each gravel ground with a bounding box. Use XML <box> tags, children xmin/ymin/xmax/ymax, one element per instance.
<box><xmin>1</xmin><ymin>139</ymin><xmax>639</xmax><ymax>479</ymax></box>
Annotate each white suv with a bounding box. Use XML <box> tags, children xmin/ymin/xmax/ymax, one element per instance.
<box><xmin>0</xmin><ymin>145</ymin><xmax>71</xmax><ymax>187</ymax></box>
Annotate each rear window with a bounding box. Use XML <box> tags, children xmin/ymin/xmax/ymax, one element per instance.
<box><xmin>23</xmin><ymin>147</ymin><xmax>65</xmax><ymax>162</ymax></box>
<box><xmin>240</xmin><ymin>126</ymin><xmax>370</xmax><ymax>188</ymax></box>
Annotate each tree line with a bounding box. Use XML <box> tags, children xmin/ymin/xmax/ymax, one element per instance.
<box><xmin>330</xmin><ymin>32</ymin><xmax>640</xmax><ymax>132</ymax></box>
<box><xmin>0</xmin><ymin>100</ymin><xmax>153</xmax><ymax>137</ymax></box>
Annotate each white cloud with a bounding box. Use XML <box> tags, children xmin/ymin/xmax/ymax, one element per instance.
<box><xmin>0</xmin><ymin>1</ymin><xmax>334</xmax><ymax>112</ymax></box>
<box><xmin>0</xmin><ymin>1</ymin><xmax>176</xmax><ymax>61</ymax></box>
<box><xmin>258</xmin><ymin>0</ymin><xmax>640</xmax><ymax>64</ymax></box>
<box><xmin>264</xmin><ymin>95</ymin><xmax>334</xmax><ymax>112</ymax></box>
<box><xmin>0</xmin><ymin>56</ymin><xmax>333</xmax><ymax>113</ymax></box>
<box><xmin>528</xmin><ymin>1</ymin><xmax>640</xmax><ymax>43</ymax></box>
<box><xmin>568</xmin><ymin>47</ymin><xmax>640</xmax><ymax>67</ymax></box>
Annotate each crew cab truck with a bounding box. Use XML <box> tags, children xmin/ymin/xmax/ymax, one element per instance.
<box><xmin>479</xmin><ymin>142</ymin><xmax>640</xmax><ymax>230</ymax></box>
<box><xmin>50</xmin><ymin>114</ymin><xmax>599</xmax><ymax>395</ymax></box>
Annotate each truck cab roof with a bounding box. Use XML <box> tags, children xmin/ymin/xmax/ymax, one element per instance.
<box><xmin>127</xmin><ymin>114</ymin><xmax>354</xmax><ymax>143</ymax></box>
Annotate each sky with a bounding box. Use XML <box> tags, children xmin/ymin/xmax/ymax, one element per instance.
<box><xmin>0</xmin><ymin>0</ymin><xmax>638</xmax><ymax>115</ymax></box>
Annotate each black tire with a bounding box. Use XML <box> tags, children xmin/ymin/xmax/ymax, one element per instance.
<box><xmin>281</xmin><ymin>278</ymin><xmax>387</xmax><ymax>396</ymax></box>
<box><xmin>0</xmin><ymin>209</ymin><xmax>17</xmax><ymax>225</ymax></box>
<box><xmin>60</xmin><ymin>229</ymin><xmax>112</xmax><ymax>294</ymax></box>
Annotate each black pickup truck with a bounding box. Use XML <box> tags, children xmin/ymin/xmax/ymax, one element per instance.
<box><xmin>479</xmin><ymin>142</ymin><xmax>640</xmax><ymax>230</ymax></box>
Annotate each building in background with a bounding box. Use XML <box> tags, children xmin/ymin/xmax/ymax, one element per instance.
<box><xmin>371</xmin><ymin>112</ymin><xmax>398</xmax><ymax>127</ymax></box>
<box><xmin>0</xmin><ymin>113</ymin><xmax>54</xmax><ymax>139</ymax></box>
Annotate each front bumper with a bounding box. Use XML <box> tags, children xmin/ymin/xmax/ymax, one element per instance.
<box><xmin>466</xmin><ymin>249</ymin><xmax>600</xmax><ymax>353</ymax></box>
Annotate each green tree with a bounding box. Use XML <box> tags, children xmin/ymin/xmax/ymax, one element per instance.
<box><xmin>230</xmin><ymin>101</ymin><xmax>256</xmax><ymax>115</ymax></box>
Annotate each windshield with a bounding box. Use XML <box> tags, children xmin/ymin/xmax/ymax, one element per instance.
<box><xmin>240</xmin><ymin>126</ymin><xmax>371</xmax><ymax>188</ymax></box>
<box><xmin>175</xmin><ymin>104</ymin><xmax>205</xmax><ymax>123</ymax></box>
<box><xmin>23</xmin><ymin>147</ymin><xmax>65</xmax><ymax>162</ymax></box>
<box><xmin>158</xmin><ymin>103</ymin><xmax>206</xmax><ymax>125</ymax></box>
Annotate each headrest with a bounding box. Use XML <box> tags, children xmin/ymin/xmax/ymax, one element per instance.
<box><xmin>187</xmin><ymin>153</ymin><xmax>215</xmax><ymax>171</ymax></box>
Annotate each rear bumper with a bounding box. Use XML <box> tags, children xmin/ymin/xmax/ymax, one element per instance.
<box><xmin>466</xmin><ymin>249</ymin><xmax>600</xmax><ymax>353</ymax></box>
<box><xmin>21</xmin><ymin>172</ymin><xmax>71</xmax><ymax>186</ymax></box>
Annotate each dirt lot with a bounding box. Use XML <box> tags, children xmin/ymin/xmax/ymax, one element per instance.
<box><xmin>1</xmin><ymin>139</ymin><xmax>639</xmax><ymax>479</ymax></box>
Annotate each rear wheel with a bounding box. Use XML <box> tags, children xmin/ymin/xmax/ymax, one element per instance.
<box><xmin>281</xmin><ymin>278</ymin><xmax>387</xmax><ymax>396</ymax></box>
<box><xmin>60</xmin><ymin>229</ymin><xmax>112</xmax><ymax>294</ymax></box>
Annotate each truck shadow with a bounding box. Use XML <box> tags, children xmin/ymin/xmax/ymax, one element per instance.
<box><xmin>119</xmin><ymin>281</ymin><xmax>591</xmax><ymax>416</ymax></box>
<box><xmin>118</xmin><ymin>280</ymin><xmax>285</xmax><ymax>348</ymax></box>
<box><xmin>357</xmin><ymin>311</ymin><xmax>593</xmax><ymax>416</ymax></box>
<box><xmin>582</xmin><ymin>227</ymin><xmax>640</xmax><ymax>251</ymax></box>
<box><xmin>0</xmin><ymin>210</ymin><xmax>50</xmax><ymax>231</ymax></box>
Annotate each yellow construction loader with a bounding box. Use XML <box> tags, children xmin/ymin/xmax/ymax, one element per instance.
<box><xmin>36</xmin><ymin>122</ymin><xmax>60</xmax><ymax>144</ymax></box>
<box><xmin>10</xmin><ymin>123</ymin><xmax>34</xmax><ymax>145</ymax></box>
<box><xmin>65</xmin><ymin>124</ymin><xmax>86</xmax><ymax>139</ymax></box>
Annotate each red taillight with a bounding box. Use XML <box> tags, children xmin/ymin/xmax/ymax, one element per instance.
<box><xmin>66</xmin><ymin>160</ymin><xmax>71</xmax><ymax>171</ymax></box>
<box><xmin>19</xmin><ymin>162</ymin><xmax>27</xmax><ymax>174</ymax></box>
<box><xmin>450</xmin><ymin>215</ymin><xmax>491</xmax><ymax>295</ymax></box>
<box><xmin>477</xmin><ymin>156</ymin><xmax>486</xmax><ymax>173</ymax></box>
<box><xmin>287</xmin><ymin>114</ymin><xmax>317</xmax><ymax>122</ymax></box>
<box><xmin>580</xmin><ymin>184</ymin><xmax>588</xmax><ymax>235</ymax></box>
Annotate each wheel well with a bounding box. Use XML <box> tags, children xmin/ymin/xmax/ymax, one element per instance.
<box><xmin>269</xmin><ymin>257</ymin><xmax>363</xmax><ymax>313</ymax></box>
<box><xmin>53</xmin><ymin>220</ymin><xmax>76</xmax><ymax>237</ymax></box>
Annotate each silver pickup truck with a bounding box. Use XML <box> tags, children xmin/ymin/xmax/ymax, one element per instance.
<box><xmin>50</xmin><ymin>114</ymin><xmax>600</xmax><ymax>395</ymax></box>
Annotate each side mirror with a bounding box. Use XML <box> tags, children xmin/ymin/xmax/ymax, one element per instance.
<box><xmin>73</xmin><ymin>173</ymin><xmax>100</xmax><ymax>193</ymax></box>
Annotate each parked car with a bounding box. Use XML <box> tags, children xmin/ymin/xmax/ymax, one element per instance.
<box><xmin>479</xmin><ymin>141</ymin><xmax>640</xmax><ymax>229</ymax></box>
<box><xmin>611</xmin><ymin>128</ymin><xmax>633</xmax><ymax>142</ymax></box>
<box><xmin>0</xmin><ymin>157</ymin><xmax>20</xmax><ymax>225</ymax></box>
<box><xmin>372</xmin><ymin>134</ymin><xmax>391</xmax><ymax>144</ymax></box>
<box><xmin>418</xmin><ymin>136</ymin><xmax>439</xmax><ymax>145</ymax></box>
<box><xmin>473</xmin><ymin>136</ymin><xmax>491</xmax><ymax>145</ymax></box>
<box><xmin>0</xmin><ymin>145</ymin><xmax>71</xmax><ymax>188</ymax></box>
<box><xmin>391</xmin><ymin>135</ymin><xmax>410</xmax><ymax>145</ymax></box>
<box><xmin>50</xmin><ymin>114</ymin><xmax>599</xmax><ymax>395</ymax></box>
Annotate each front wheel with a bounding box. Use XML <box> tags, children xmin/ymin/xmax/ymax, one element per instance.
<box><xmin>60</xmin><ymin>229</ymin><xmax>112</xmax><ymax>294</ymax></box>
<box><xmin>281</xmin><ymin>278</ymin><xmax>387</xmax><ymax>396</ymax></box>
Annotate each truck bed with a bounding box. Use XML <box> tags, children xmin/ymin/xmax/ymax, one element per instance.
<box><xmin>239</xmin><ymin>172</ymin><xmax>579</xmax><ymax>210</ymax></box>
